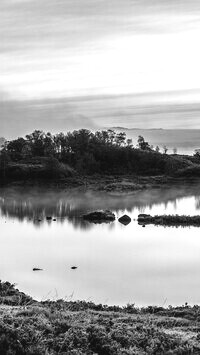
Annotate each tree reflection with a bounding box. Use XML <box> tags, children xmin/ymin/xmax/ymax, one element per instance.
<box><xmin>0</xmin><ymin>183</ymin><xmax>200</xmax><ymax>229</ymax></box>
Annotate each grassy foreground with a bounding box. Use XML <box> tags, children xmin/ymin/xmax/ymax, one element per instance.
<box><xmin>1</xmin><ymin>282</ymin><xmax>200</xmax><ymax>354</ymax></box>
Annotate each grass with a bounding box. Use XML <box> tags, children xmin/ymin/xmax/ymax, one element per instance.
<box><xmin>1</xmin><ymin>281</ymin><xmax>200</xmax><ymax>354</ymax></box>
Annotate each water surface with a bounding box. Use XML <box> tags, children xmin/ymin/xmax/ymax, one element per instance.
<box><xmin>1</xmin><ymin>184</ymin><xmax>200</xmax><ymax>306</ymax></box>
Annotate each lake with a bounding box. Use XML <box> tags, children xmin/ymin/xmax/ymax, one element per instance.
<box><xmin>1</xmin><ymin>184</ymin><xmax>200</xmax><ymax>306</ymax></box>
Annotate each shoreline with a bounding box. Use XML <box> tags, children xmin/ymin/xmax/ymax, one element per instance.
<box><xmin>0</xmin><ymin>281</ymin><xmax>200</xmax><ymax>354</ymax></box>
<box><xmin>1</xmin><ymin>174</ymin><xmax>198</xmax><ymax>193</ymax></box>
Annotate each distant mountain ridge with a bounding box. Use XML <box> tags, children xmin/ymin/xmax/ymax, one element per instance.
<box><xmin>110</xmin><ymin>127</ymin><xmax>163</xmax><ymax>131</ymax></box>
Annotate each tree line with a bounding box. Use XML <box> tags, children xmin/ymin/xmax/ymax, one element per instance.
<box><xmin>0</xmin><ymin>129</ymin><xmax>174</xmax><ymax>176</ymax></box>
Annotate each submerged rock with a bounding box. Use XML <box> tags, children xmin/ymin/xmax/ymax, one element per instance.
<box><xmin>83</xmin><ymin>210</ymin><xmax>115</xmax><ymax>223</ymax></box>
<box><xmin>33</xmin><ymin>268</ymin><xmax>43</xmax><ymax>271</ymax></box>
<box><xmin>46</xmin><ymin>216</ymin><xmax>52</xmax><ymax>221</ymax></box>
<box><xmin>118</xmin><ymin>215</ymin><xmax>131</xmax><ymax>225</ymax></box>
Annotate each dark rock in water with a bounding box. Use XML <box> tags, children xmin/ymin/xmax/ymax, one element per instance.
<box><xmin>83</xmin><ymin>210</ymin><xmax>115</xmax><ymax>223</ymax></box>
<box><xmin>71</xmin><ymin>266</ymin><xmax>78</xmax><ymax>270</ymax></box>
<box><xmin>33</xmin><ymin>268</ymin><xmax>43</xmax><ymax>271</ymax></box>
<box><xmin>53</xmin><ymin>218</ymin><xmax>56</xmax><ymax>221</ymax></box>
<box><xmin>46</xmin><ymin>216</ymin><xmax>52</xmax><ymax>220</ymax></box>
<box><xmin>118</xmin><ymin>214</ymin><xmax>131</xmax><ymax>225</ymax></box>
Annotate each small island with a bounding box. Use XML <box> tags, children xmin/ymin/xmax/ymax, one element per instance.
<box><xmin>1</xmin><ymin>129</ymin><xmax>200</xmax><ymax>191</ymax></box>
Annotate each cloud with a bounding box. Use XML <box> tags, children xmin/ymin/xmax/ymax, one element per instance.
<box><xmin>1</xmin><ymin>0</ymin><xmax>200</xmax><ymax>54</ymax></box>
<box><xmin>1</xmin><ymin>0</ymin><xmax>200</xmax><ymax>114</ymax></box>
<box><xmin>1</xmin><ymin>91</ymin><xmax>200</xmax><ymax>139</ymax></box>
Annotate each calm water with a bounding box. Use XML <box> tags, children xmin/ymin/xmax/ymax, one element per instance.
<box><xmin>1</xmin><ymin>184</ymin><xmax>200</xmax><ymax>306</ymax></box>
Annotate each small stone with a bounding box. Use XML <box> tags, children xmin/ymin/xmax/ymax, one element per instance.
<box><xmin>33</xmin><ymin>268</ymin><xmax>43</xmax><ymax>271</ymax></box>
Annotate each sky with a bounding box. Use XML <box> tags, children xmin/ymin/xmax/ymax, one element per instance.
<box><xmin>1</xmin><ymin>0</ymin><xmax>200</xmax><ymax>136</ymax></box>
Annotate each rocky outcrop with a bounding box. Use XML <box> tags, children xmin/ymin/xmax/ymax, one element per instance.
<box><xmin>83</xmin><ymin>210</ymin><xmax>115</xmax><ymax>223</ymax></box>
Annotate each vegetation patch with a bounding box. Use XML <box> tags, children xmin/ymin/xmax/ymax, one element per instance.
<box><xmin>138</xmin><ymin>214</ymin><xmax>200</xmax><ymax>227</ymax></box>
<box><xmin>1</xmin><ymin>281</ymin><xmax>200</xmax><ymax>354</ymax></box>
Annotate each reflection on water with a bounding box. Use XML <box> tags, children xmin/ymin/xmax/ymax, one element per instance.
<box><xmin>1</xmin><ymin>183</ymin><xmax>200</xmax><ymax>228</ymax></box>
<box><xmin>1</xmin><ymin>184</ymin><xmax>200</xmax><ymax>306</ymax></box>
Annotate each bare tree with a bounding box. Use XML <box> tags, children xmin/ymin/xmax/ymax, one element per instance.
<box><xmin>126</xmin><ymin>138</ymin><xmax>133</xmax><ymax>147</ymax></box>
<box><xmin>163</xmin><ymin>145</ymin><xmax>168</xmax><ymax>154</ymax></box>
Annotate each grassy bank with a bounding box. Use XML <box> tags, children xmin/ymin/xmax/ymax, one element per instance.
<box><xmin>1</xmin><ymin>281</ymin><xmax>200</xmax><ymax>354</ymax></box>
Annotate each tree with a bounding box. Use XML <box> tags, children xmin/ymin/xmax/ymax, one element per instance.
<box><xmin>155</xmin><ymin>145</ymin><xmax>160</xmax><ymax>153</ymax></box>
<box><xmin>66</xmin><ymin>129</ymin><xmax>92</xmax><ymax>155</ymax></box>
<box><xmin>0</xmin><ymin>137</ymin><xmax>6</xmax><ymax>150</ymax></box>
<box><xmin>26</xmin><ymin>130</ymin><xmax>46</xmax><ymax>156</ymax></box>
<box><xmin>6</xmin><ymin>137</ymin><xmax>27</xmax><ymax>161</ymax></box>
<box><xmin>115</xmin><ymin>132</ymin><xmax>126</xmax><ymax>146</ymax></box>
<box><xmin>94</xmin><ymin>130</ymin><xmax>109</xmax><ymax>145</ymax></box>
<box><xmin>107</xmin><ymin>130</ymin><xmax>116</xmax><ymax>144</ymax></box>
<box><xmin>194</xmin><ymin>149</ymin><xmax>200</xmax><ymax>157</ymax></box>
<box><xmin>126</xmin><ymin>138</ymin><xmax>133</xmax><ymax>147</ymax></box>
<box><xmin>0</xmin><ymin>147</ymin><xmax>10</xmax><ymax>180</ymax></box>
<box><xmin>173</xmin><ymin>147</ymin><xmax>177</xmax><ymax>155</ymax></box>
<box><xmin>163</xmin><ymin>145</ymin><xmax>168</xmax><ymax>154</ymax></box>
<box><xmin>43</xmin><ymin>132</ymin><xmax>56</xmax><ymax>157</ymax></box>
<box><xmin>54</xmin><ymin>133</ymin><xmax>69</xmax><ymax>160</ymax></box>
<box><xmin>137</xmin><ymin>136</ymin><xmax>151</xmax><ymax>151</ymax></box>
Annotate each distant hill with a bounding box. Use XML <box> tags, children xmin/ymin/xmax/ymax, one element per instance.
<box><xmin>110</xmin><ymin>127</ymin><xmax>163</xmax><ymax>131</ymax></box>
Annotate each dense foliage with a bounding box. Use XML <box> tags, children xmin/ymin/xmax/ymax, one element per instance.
<box><xmin>0</xmin><ymin>129</ymin><xmax>199</xmax><ymax>180</ymax></box>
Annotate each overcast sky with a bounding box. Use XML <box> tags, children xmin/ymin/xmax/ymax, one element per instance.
<box><xmin>1</xmin><ymin>0</ymin><xmax>200</xmax><ymax>135</ymax></box>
